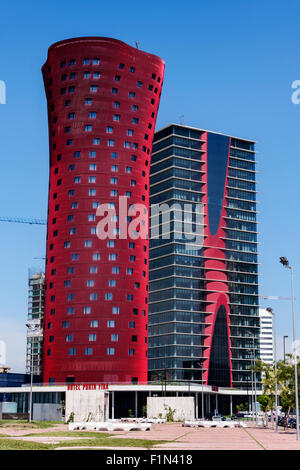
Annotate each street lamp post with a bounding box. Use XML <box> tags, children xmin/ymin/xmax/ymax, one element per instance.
<box><xmin>25</xmin><ymin>323</ymin><xmax>39</xmax><ymax>423</ymax></box>
<box><xmin>247</xmin><ymin>331</ymin><xmax>258</xmax><ymax>426</ymax></box>
<box><xmin>280</xmin><ymin>257</ymin><xmax>299</xmax><ymax>440</ymax></box>
<box><xmin>266</xmin><ymin>307</ymin><xmax>278</xmax><ymax>432</ymax></box>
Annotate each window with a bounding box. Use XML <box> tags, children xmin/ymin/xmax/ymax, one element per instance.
<box><xmin>66</xmin><ymin>334</ymin><xmax>73</xmax><ymax>342</ymax></box>
<box><xmin>113</xmin><ymin>101</ymin><xmax>120</xmax><ymax>108</ymax></box>
<box><xmin>64</xmin><ymin>280</ymin><xmax>71</xmax><ymax>287</ymax></box>
<box><xmin>127</xmin><ymin>294</ymin><xmax>133</xmax><ymax>301</ymax></box>
<box><xmin>106</xmin><ymin>126</ymin><xmax>113</xmax><ymax>133</ymax></box>
<box><xmin>71</xmin><ymin>202</ymin><xmax>78</xmax><ymax>209</ymax></box>
<box><xmin>131</xmin><ymin>180</ymin><xmax>136</xmax><ymax>186</ymax></box>
<box><xmin>127</xmin><ymin>268</ymin><xmax>133</xmax><ymax>275</ymax></box>
<box><xmin>88</xmin><ymin>214</ymin><xmax>96</xmax><ymax>221</ymax></box>
<box><xmin>83</xmin><ymin>306</ymin><xmax>91</xmax><ymax>314</ymax></box>
<box><xmin>83</xmin><ymin>58</ymin><xmax>90</xmax><ymax>65</ymax></box>
<box><xmin>107</xmin><ymin>240</ymin><xmax>115</xmax><ymax>247</ymax></box>
<box><xmin>111</xmin><ymin>165</ymin><xmax>118</xmax><ymax>172</ymax></box>
<box><xmin>111</xmin><ymin>190</ymin><xmax>118</xmax><ymax>196</ymax></box>
<box><xmin>89</xmin><ymin>112</ymin><xmax>97</xmax><ymax>118</ymax></box>
<box><xmin>137</xmin><ymin>81</ymin><xmax>143</xmax><ymax>87</ymax></box>
<box><xmin>90</xmin><ymin>293</ymin><xmax>98</xmax><ymax>300</ymax></box>
<box><xmin>109</xmin><ymin>280</ymin><xmax>116</xmax><ymax>287</ymax></box>
<box><xmin>90</xmin><ymin>85</ymin><xmax>98</xmax><ymax>92</ymax></box>
<box><xmin>69</xmin><ymin>348</ymin><xmax>76</xmax><ymax>356</ymax></box>
<box><xmin>114</xmin><ymin>75</ymin><xmax>120</xmax><ymax>82</ymax></box>
<box><xmin>110</xmin><ymin>177</ymin><xmax>118</xmax><ymax>184</ymax></box>
<box><xmin>132</xmin><ymin>105</ymin><xmax>138</xmax><ymax>111</ymax></box>
<box><xmin>89</xmin><ymin>334</ymin><xmax>96</xmax><ymax>341</ymax></box>
<box><xmin>109</xmin><ymin>253</ymin><xmax>117</xmax><ymax>261</ymax></box>
<box><xmin>89</xmin><ymin>150</ymin><xmax>96</xmax><ymax>157</ymax></box>
<box><xmin>130</xmin><ymin>255</ymin><xmax>136</xmax><ymax>262</ymax></box>
<box><xmin>86</xmin><ymin>280</ymin><xmax>94</xmax><ymax>287</ymax></box>
<box><xmin>67</xmin><ymin>293</ymin><xmax>74</xmax><ymax>300</ymax></box>
<box><xmin>108</xmin><ymin>140</ymin><xmax>115</xmax><ymax>147</ymax></box>
<box><xmin>84</xmin><ymin>71</ymin><xmax>91</xmax><ymax>79</ymax></box>
<box><xmin>89</xmin><ymin>189</ymin><xmax>96</xmax><ymax>196</ymax></box>
<box><xmin>131</xmin><ymin>155</ymin><xmax>137</xmax><ymax>161</ymax></box>
<box><xmin>67</xmin><ymin>307</ymin><xmax>74</xmax><ymax>315</ymax></box>
<box><xmin>130</xmin><ymin>67</ymin><xmax>135</xmax><ymax>73</ymax></box>
<box><xmin>113</xmin><ymin>114</ymin><xmax>120</xmax><ymax>121</ymax></box>
<box><xmin>112</xmin><ymin>306</ymin><xmax>120</xmax><ymax>314</ymax></box>
<box><xmin>124</xmin><ymin>141</ymin><xmax>131</xmax><ymax>148</ymax></box>
<box><xmin>69</xmin><ymin>86</ymin><xmax>75</xmax><ymax>93</ymax></box>
<box><xmin>112</xmin><ymin>266</ymin><xmax>120</xmax><ymax>274</ymax></box>
<box><xmin>67</xmin><ymin>267</ymin><xmax>74</xmax><ymax>274</ymax></box>
<box><xmin>93</xmin><ymin>58</ymin><xmax>100</xmax><ymax>65</ymax></box>
<box><xmin>90</xmin><ymin>266</ymin><xmax>98</xmax><ymax>273</ymax></box>
<box><xmin>84</xmin><ymin>240</ymin><xmax>92</xmax><ymax>247</ymax></box>
<box><xmin>111</xmin><ymin>334</ymin><xmax>119</xmax><ymax>342</ymax></box>
<box><xmin>125</xmin><ymin>166</ymin><xmax>132</xmax><ymax>173</ymax></box>
<box><xmin>85</xmin><ymin>347</ymin><xmax>93</xmax><ymax>355</ymax></box>
<box><xmin>112</xmin><ymin>87</ymin><xmax>118</xmax><ymax>94</ymax></box>
<box><xmin>111</xmin><ymin>152</ymin><xmax>118</xmax><ymax>159</ymax></box>
<box><xmin>68</xmin><ymin>190</ymin><xmax>74</xmax><ymax>197</ymax></box>
<box><xmin>128</xmin><ymin>348</ymin><xmax>135</xmax><ymax>356</ymax></box>
<box><xmin>64</xmin><ymin>241</ymin><xmax>70</xmax><ymax>248</ymax></box>
<box><xmin>90</xmin><ymin>320</ymin><xmax>98</xmax><ymax>327</ymax></box>
<box><xmin>129</xmin><ymin>91</ymin><xmax>135</xmax><ymax>98</ymax></box>
<box><xmin>107</xmin><ymin>348</ymin><xmax>115</xmax><ymax>355</ymax></box>
<box><xmin>93</xmin><ymin>253</ymin><xmax>101</xmax><ymax>260</ymax></box>
<box><xmin>93</xmin><ymin>138</ymin><xmax>100</xmax><ymax>146</ymax></box>
<box><xmin>93</xmin><ymin>72</ymin><xmax>100</xmax><ymax>78</ymax></box>
<box><xmin>68</xmin><ymin>113</ymin><xmax>75</xmax><ymax>119</ymax></box>
<box><xmin>127</xmin><ymin>129</ymin><xmax>133</xmax><ymax>136</ymax></box>
<box><xmin>85</xmin><ymin>98</ymin><xmax>92</xmax><ymax>105</ymax></box>
<box><xmin>66</xmin><ymin>139</ymin><xmax>73</xmax><ymax>146</ymax></box>
<box><xmin>119</xmin><ymin>63</ymin><xmax>124</xmax><ymax>70</ymax></box>
<box><xmin>90</xmin><ymin>164</ymin><xmax>97</xmax><ymax>171</ymax></box>
<box><xmin>132</xmin><ymin>117</ymin><xmax>139</xmax><ymax>124</ymax></box>
<box><xmin>105</xmin><ymin>293</ymin><xmax>113</xmax><ymax>300</ymax></box>
<box><xmin>125</xmin><ymin>191</ymin><xmax>131</xmax><ymax>198</ymax></box>
<box><xmin>129</xmin><ymin>321</ymin><xmax>135</xmax><ymax>328</ymax></box>
<box><xmin>107</xmin><ymin>320</ymin><xmax>115</xmax><ymax>328</ymax></box>
<box><xmin>89</xmin><ymin>176</ymin><xmax>96</xmax><ymax>183</ymax></box>
<box><xmin>85</xmin><ymin>125</ymin><xmax>92</xmax><ymax>132</ymax></box>
<box><xmin>62</xmin><ymin>321</ymin><xmax>69</xmax><ymax>328</ymax></box>
<box><xmin>71</xmin><ymin>253</ymin><xmax>79</xmax><ymax>260</ymax></box>
<box><xmin>74</xmin><ymin>176</ymin><xmax>81</xmax><ymax>183</ymax></box>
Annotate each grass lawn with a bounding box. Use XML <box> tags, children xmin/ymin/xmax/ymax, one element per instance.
<box><xmin>0</xmin><ymin>420</ymin><xmax>60</xmax><ymax>429</ymax></box>
<box><xmin>0</xmin><ymin>429</ymin><xmax>169</xmax><ymax>450</ymax></box>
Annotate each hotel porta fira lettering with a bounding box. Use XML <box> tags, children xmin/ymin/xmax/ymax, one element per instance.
<box><xmin>67</xmin><ymin>384</ymin><xmax>109</xmax><ymax>391</ymax></box>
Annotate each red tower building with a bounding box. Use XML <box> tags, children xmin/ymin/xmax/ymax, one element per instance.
<box><xmin>42</xmin><ymin>37</ymin><xmax>164</xmax><ymax>384</ymax></box>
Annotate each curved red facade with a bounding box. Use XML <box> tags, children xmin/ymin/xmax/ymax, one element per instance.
<box><xmin>42</xmin><ymin>37</ymin><xmax>164</xmax><ymax>384</ymax></box>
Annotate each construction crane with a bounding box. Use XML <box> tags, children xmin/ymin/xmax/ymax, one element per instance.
<box><xmin>0</xmin><ymin>216</ymin><xmax>46</xmax><ymax>225</ymax></box>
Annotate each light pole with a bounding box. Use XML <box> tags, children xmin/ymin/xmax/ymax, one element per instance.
<box><xmin>25</xmin><ymin>323</ymin><xmax>39</xmax><ymax>423</ymax></box>
<box><xmin>266</xmin><ymin>307</ymin><xmax>278</xmax><ymax>432</ymax></box>
<box><xmin>246</xmin><ymin>347</ymin><xmax>255</xmax><ymax>424</ymax></box>
<box><xmin>280</xmin><ymin>257</ymin><xmax>299</xmax><ymax>440</ymax></box>
<box><xmin>247</xmin><ymin>331</ymin><xmax>258</xmax><ymax>426</ymax></box>
<box><xmin>283</xmin><ymin>335</ymin><xmax>288</xmax><ymax>362</ymax></box>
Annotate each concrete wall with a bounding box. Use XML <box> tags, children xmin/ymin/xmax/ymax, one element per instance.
<box><xmin>147</xmin><ymin>397</ymin><xmax>195</xmax><ymax>421</ymax></box>
<box><xmin>33</xmin><ymin>403</ymin><xmax>62</xmax><ymax>421</ymax></box>
<box><xmin>65</xmin><ymin>390</ymin><xmax>109</xmax><ymax>422</ymax></box>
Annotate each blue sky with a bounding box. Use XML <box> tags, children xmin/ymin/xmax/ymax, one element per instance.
<box><xmin>0</xmin><ymin>0</ymin><xmax>299</xmax><ymax>372</ymax></box>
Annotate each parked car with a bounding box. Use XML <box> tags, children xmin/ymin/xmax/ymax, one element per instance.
<box><xmin>205</xmin><ymin>412</ymin><xmax>226</xmax><ymax>421</ymax></box>
<box><xmin>231</xmin><ymin>412</ymin><xmax>245</xmax><ymax>420</ymax></box>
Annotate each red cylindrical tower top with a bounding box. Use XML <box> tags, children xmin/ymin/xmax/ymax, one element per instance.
<box><xmin>42</xmin><ymin>37</ymin><xmax>164</xmax><ymax>384</ymax></box>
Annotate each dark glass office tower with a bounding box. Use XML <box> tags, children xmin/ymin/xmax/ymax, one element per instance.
<box><xmin>148</xmin><ymin>124</ymin><xmax>259</xmax><ymax>389</ymax></box>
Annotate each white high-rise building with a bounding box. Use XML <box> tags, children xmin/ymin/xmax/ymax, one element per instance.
<box><xmin>259</xmin><ymin>308</ymin><xmax>274</xmax><ymax>365</ymax></box>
